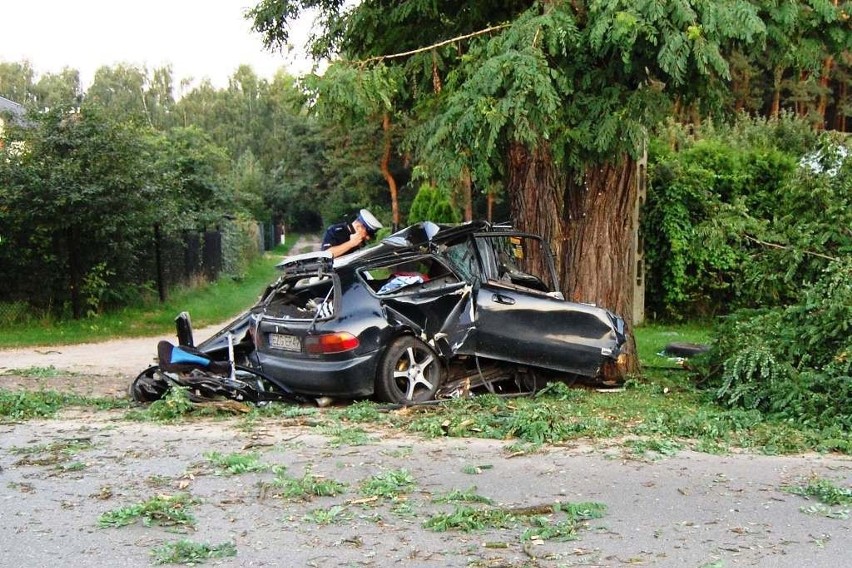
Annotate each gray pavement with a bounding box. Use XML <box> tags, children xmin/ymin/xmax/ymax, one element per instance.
<box><xmin>0</xmin><ymin>416</ymin><xmax>850</xmax><ymax>567</ymax></box>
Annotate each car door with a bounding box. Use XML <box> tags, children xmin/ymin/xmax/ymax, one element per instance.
<box><xmin>471</xmin><ymin>234</ymin><xmax>618</xmax><ymax>377</ymax></box>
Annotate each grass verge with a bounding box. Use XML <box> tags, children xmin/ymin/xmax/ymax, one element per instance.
<box><xmin>0</xmin><ymin>389</ymin><xmax>129</xmax><ymax>421</ymax></box>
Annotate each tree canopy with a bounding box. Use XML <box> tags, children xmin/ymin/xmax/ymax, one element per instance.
<box><xmin>246</xmin><ymin>0</ymin><xmax>850</xmax><ymax>373</ymax></box>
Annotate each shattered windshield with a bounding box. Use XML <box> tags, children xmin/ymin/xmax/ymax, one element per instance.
<box><xmin>443</xmin><ymin>239</ymin><xmax>481</xmax><ymax>283</ymax></box>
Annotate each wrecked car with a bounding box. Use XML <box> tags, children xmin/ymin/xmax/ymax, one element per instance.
<box><xmin>132</xmin><ymin>221</ymin><xmax>628</xmax><ymax>406</ymax></box>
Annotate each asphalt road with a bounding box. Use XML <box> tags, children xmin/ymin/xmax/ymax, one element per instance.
<box><xmin>1</xmin><ymin>415</ymin><xmax>850</xmax><ymax>568</ymax></box>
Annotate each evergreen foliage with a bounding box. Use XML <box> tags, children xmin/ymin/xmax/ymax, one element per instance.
<box><xmin>697</xmin><ymin>259</ymin><xmax>852</xmax><ymax>431</ymax></box>
<box><xmin>408</xmin><ymin>184</ymin><xmax>461</xmax><ymax>224</ymax></box>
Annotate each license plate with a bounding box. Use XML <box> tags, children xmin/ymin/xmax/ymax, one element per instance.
<box><xmin>269</xmin><ymin>333</ymin><xmax>300</xmax><ymax>351</ymax></box>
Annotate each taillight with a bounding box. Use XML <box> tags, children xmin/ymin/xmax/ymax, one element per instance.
<box><xmin>304</xmin><ymin>332</ymin><xmax>359</xmax><ymax>354</ymax></box>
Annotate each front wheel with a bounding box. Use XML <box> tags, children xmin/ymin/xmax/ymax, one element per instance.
<box><xmin>375</xmin><ymin>336</ymin><xmax>444</xmax><ymax>404</ymax></box>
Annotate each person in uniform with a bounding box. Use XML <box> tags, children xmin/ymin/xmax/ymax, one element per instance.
<box><xmin>320</xmin><ymin>209</ymin><xmax>383</xmax><ymax>258</ymax></box>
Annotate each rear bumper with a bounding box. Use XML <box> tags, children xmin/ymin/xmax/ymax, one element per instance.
<box><xmin>255</xmin><ymin>349</ymin><xmax>381</xmax><ymax>398</ymax></box>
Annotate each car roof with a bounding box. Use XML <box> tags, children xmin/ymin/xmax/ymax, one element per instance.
<box><xmin>275</xmin><ymin>250</ymin><xmax>333</xmax><ymax>276</ymax></box>
<box><xmin>276</xmin><ymin>220</ymin><xmax>550</xmax><ymax>280</ymax></box>
<box><xmin>278</xmin><ymin>221</ymin><xmax>495</xmax><ymax>274</ymax></box>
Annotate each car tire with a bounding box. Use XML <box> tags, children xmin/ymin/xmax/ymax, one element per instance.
<box><xmin>375</xmin><ymin>336</ymin><xmax>444</xmax><ymax>404</ymax></box>
<box><xmin>129</xmin><ymin>365</ymin><xmax>170</xmax><ymax>403</ymax></box>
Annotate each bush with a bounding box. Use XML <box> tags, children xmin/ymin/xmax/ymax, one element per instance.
<box><xmin>221</xmin><ymin>215</ymin><xmax>262</xmax><ymax>279</ymax></box>
<box><xmin>645</xmin><ymin>116</ymin><xmax>848</xmax><ymax>319</ymax></box>
<box><xmin>408</xmin><ymin>184</ymin><xmax>462</xmax><ymax>224</ymax></box>
<box><xmin>696</xmin><ymin>259</ymin><xmax>852</xmax><ymax>431</ymax></box>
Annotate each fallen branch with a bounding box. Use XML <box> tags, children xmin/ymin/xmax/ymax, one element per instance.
<box><xmin>506</xmin><ymin>503</ymin><xmax>558</xmax><ymax>516</ymax></box>
<box><xmin>357</xmin><ymin>24</ymin><xmax>511</xmax><ymax>65</ymax></box>
<box><xmin>744</xmin><ymin>235</ymin><xmax>840</xmax><ymax>262</ymax></box>
<box><xmin>195</xmin><ymin>400</ymin><xmax>252</xmax><ymax>414</ymax></box>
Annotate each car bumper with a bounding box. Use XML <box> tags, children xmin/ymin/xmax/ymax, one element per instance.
<box><xmin>255</xmin><ymin>349</ymin><xmax>382</xmax><ymax>398</ymax></box>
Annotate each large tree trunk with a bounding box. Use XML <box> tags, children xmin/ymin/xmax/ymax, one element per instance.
<box><xmin>506</xmin><ymin>142</ymin><xmax>640</xmax><ymax>375</ymax></box>
<box><xmin>506</xmin><ymin>143</ymin><xmax>565</xmax><ymax>255</ymax></box>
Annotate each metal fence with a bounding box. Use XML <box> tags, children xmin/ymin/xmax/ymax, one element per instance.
<box><xmin>0</xmin><ymin>219</ymin><xmax>277</xmax><ymax>323</ymax></box>
<box><xmin>151</xmin><ymin>227</ymin><xmax>223</xmax><ymax>302</ymax></box>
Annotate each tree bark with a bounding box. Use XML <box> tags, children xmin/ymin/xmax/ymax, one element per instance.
<box><xmin>380</xmin><ymin>112</ymin><xmax>400</xmax><ymax>227</ymax></box>
<box><xmin>460</xmin><ymin>165</ymin><xmax>473</xmax><ymax>222</ymax></box>
<box><xmin>816</xmin><ymin>55</ymin><xmax>834</xmax><ymax>130</ymax></box>
<box><xmin>505</xmin><ymin>142</ymin><xmax>639</xmax><ymax>375</ymax></box>
<box><xmin>771</xmin><ymin>67</ymin><xmax>782</xmax><ymax>119</ymax></box>
<box><xmin>562</xmin><ymin>162</ymin><xmax>636</xmax><ymax>314</ymax></box>
<box><xmin>506</xmin><ymin>142</ymin><xmax>565</xmax><ymax>269</ymax></box>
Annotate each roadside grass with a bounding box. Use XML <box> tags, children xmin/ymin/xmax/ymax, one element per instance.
<box><xmin>1</xmin><ymin>365</ymin><xmax>66</xmax><ymax>378</ymax></box>
<box><xmin>98</xmin><ymin>493</ymin><xmax>197</xmax><ymax>529</ymax></box>
<box><xmin>2</xmin><ymin>287</ymin><xmax>849</xmax><ymax>457</ymax></box>
<box><xmin>633</xmin><ymin>321</ymin><xmax>714</xmax><ymax>369</ymax></box>
<box><xmin>0</xmin><ymin>389</ymin><xmax>129</xmax><ymax>421</ymax></box>
<box><xmin>0</xmin><ymin>240</ymin><xmax>300</xmax><ymax>349</ymax></box>
<box><xmin>783</xmin><ymin>476</ymin><xmax>852</xmax><ymax>519</ymax></box>
<box><xmin>383</xmin><ymin>375</ymin><xmax>851</xmax><ymax>455</ymax></box>
<box><xmin>4</xmin><ymin>365</ymin><xmax>849</xmax><ymax>456</ymax></box>
<box><xmin>151</xmin><ymin>540</ymin><xmax>237</xmax><ymax>565</ymax></box>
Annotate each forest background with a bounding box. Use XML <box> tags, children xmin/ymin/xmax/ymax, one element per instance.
<box><xmin>0</xmin><ymin>0</ymin><xmax>850</xmax><ymax>431</ymax></box>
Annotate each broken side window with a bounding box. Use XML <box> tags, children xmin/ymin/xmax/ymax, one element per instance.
<box><xmin>443</xmin><ymin>239</ymin><xmax>481</xmax><ymax>283</ymax></box>
<box><xmin>481</xmin><ymin>235</ymin><xmax>555</xmax><ymax>293</ymax></box>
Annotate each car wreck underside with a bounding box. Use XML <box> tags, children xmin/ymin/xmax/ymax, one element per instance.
<box><xmin>131</xmin><ymin>334</ymin><xmax>599</xmax><ymax>407</ymax></box>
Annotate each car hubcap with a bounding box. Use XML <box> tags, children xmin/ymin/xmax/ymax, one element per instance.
<box><xmin>395</xmin><ymin>346</ymin><xmax>435</xmax><ymax>400</ymax></box>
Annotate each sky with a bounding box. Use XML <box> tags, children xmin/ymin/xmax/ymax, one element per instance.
<box><xmin>0</xmin><ymin>0</ymin><xmax>315</xmax><ymax>93</ymax></box>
